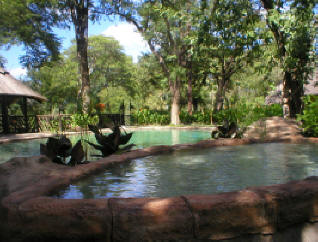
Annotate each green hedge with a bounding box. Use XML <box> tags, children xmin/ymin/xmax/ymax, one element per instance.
<box><xmin>131</xmin><ymin>110</ymin><xmax>170</xmax><ymax>125</ymax></box>
<box><xmin>131</xmin><ymin>104</ymin><xmax>283</xmax><ymax>127</ymax></box>
<box><xmin>297</xmin><ymin>96</ymin><xmax>318</xmax><ymax>137</ymax></box>
<box><xmin>212</xmin><ymin>103</ymin><xmax>283</xmax><ymax>127</ymax></box>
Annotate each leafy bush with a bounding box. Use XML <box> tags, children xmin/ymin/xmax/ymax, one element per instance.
<box><xmin>180</xmin><ymin>110</ymin><xmax>212</xmax><ymax>124</ymax></box>
<box><xmin>130</xmin><ymin>104</ymin><xmax>283</xmax><ymax>127</ymax></box>
<box><xmin>212</xmin><ymin>104</ymin><xmax>283</xmax><ymax>127</ymax></box>
<box><xmin>297</xmin><ymin>96</ymin><xmax>318</xmax><ymax>137</ymax></box>
<box><xmin>70</xmin><ymin>114</ymin><xmax>99</xmax><ymax>129</ymax></box>
<box><xmin>131</xmin><ymin>110</ymin><xmax>169</xmax><ymax>125</ymax></box>
<box><xmin>179</xmin><ymin>110</ymin><xmax>194</xmax><ymax>124</ymax></box>
<box><xmin>193</xmin><ymin>112</ymin><xmax>211</xmax><ymax>124</ymax></box>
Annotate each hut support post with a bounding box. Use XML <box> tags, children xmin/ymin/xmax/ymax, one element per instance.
<box><xmin>22</xmin><ymin>97</ymin><xmax>29</xmax><ymax>132</ymax></box>
<box><xmin>1</xmin><ymin>97</ymin><xmax>9</xmax><ymax>133</ymax></box>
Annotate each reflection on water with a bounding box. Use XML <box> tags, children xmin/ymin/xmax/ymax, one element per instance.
<box><xmin>0</xmin><ymin>129</ymin><xmax>211</xmax><ymax>164</ymax></box>
<box><xmin>0</xmin><ymin>139</ymin><xmax>46</xmax><ymax>164</ymax></box>
<box><xmin>54</xmin><ymin>143</ymin><xmax>318</xmax><ymax>199</ymax></box>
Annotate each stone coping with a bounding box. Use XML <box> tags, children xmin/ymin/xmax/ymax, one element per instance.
<box><xmin>0</xmin><ymin>132</ymin><xmax>55</xmax><ymax>144</ymax></box>
<box><xmin>1</xmin><ymin>137</ymin><xmax>318</xmax><ymax>241</ymax></box>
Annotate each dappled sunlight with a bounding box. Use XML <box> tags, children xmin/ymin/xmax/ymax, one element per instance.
<box><xmin>143</xmin><ymin>198</ymin><xmax>174</xmax><ymax>213</ymax></box>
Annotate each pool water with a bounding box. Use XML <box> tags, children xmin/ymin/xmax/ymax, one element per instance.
<box><xmin>128</xmin><ymin>129</ymin><xmax>211</xmax><ymax>148</ymax></box>
<box><xmin>54</xmin><ymin>143</ymin><xmax>318</xmax><ymax>199</ymax></box>
<box><xmin>0</xmin><ymin>129</ymin><xmax>211</xmax><ymax>164</ymax></box>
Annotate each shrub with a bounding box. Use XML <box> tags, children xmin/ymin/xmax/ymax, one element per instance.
<box><xmin>70</xmin><ymin>114</ymin><xmax>99</xmax><ymax>129</ymax></box>
<box><xmin>131</xmin><ymin>110</ymin><xmax>170</xmax><ymax>125</ymax></box>
<box><xmin>297</xmin><ymin>96</ymin><xmax>318</xmax><ymax>137</ymax></box>
<box><xmin>212</xmin><ymin>104</ymin><xmax>283</xmax><ymax>127</ymax></box>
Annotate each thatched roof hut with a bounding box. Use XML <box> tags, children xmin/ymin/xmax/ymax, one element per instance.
<box><xmin>265</xmin><ymin>69</ymin><xmax>318</xmax><ymax>105</ymax></box>
<box><xmin>0</xmin><ymin>68</ymin><xmax>46</xmax><ymax>134</ymax></box>
<box><xmin>0</xmin><ymin>67</ymin><xmax>46</xmax><ymax>102</ymax></box>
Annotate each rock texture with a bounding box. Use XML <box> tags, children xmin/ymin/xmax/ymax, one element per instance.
<box><xmin>243</xmin><ymin>116</ymin><xmax>302</xmax><ymax>140</ymax></box>
<box><xmin>0</xmin><ymin>132</ymin><xmax>318</xmax><ymax>241</ymax></box>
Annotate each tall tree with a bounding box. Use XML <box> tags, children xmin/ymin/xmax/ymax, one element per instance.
<box><xmin>0</xmin><ymin>0</ymin><xmax>61</xmax><ymax>68</ymax></box>
<box><xmin>28</xmin><ymin>35</ymin><xmax>136</xmax><ymax>114</ymax></box>
<box><xmin>112</xmin><ymin>0</ymin><xmax>198</xmax><ymax>124</ymax></box>
<box><xmin>260</xmin><ymin>0</ymin><xmax>316</xmax><ymax>118</ymax></box>
<box><xmin>56</xmin><ymin>0</ymin><xmax>115</xmax><ymax>113</ymax></box>
<box><xmin>198</xmin><ymin>0</ymin><xmax>260</xmax><ymax>113</ymax></box>
<box><xmin>57</xmin><ymin>0</ymin><xmax>91</xmax><ymax>113</ymax></box>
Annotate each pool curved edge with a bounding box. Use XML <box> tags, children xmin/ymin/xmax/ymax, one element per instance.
<box><xmin>1</xmin><ymin>137</ymin><xmax>318</xmax><ymax>241</ymax></box>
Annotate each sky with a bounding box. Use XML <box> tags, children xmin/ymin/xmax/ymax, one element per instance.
<box><xmin>1</xmin><ymin>19</ymin><xmax>149</xmax><ymax>78</ymax></box>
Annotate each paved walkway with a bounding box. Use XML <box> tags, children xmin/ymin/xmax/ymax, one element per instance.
<box><xmin>0</xmin><ymin>133</ymin><xmax>55</xmax><ymax>144</ymax></box>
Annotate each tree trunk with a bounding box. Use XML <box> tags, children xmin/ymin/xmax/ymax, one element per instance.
<box><xmin>170</xmin><ymin>77</ymin><xmax>181</xmax><ymax>125</ymax></box>
<box><xmin>71</xmin><ymin>1</ymin><xmax>90</xmax><ymax>114</ymax></box>
<box><xmin>282</xmin><ymin>71</ymin><xmax>291</xmax><ymax>118</ymax></box>
<box><xmin>289</xmin><ymin>73</ymin><xmax>303</xmax><ymax>118</ymax></box>
<box><xmin>261</xmin><ymin>0</ymin><xmax>304</xmax><ymax>119</ymax></box>
<box><xmin>22</xmin><ymin>97</ymin><xmax>28</xmax><ymax>132</ymax></box>
<box><xmin>187</xmin><ymin>68</ymin><xmax>193</xmax><ymax>115</ymax></box>
<box><xmin>213</xmin><ymin>79</ymin><xmax>226</xmax><ymax>112</ymax></box>
<box><xmin>1</xmin><ymin>97</ymin><xmax>9</xmax><ymax>134</ymax></box>
<box><xmin>282</xmin><ymin>71</ymin><xmax>304</xmax><ymax>118</ymax></box>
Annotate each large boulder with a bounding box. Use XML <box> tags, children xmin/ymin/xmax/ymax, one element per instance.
<box><xmin>243</xmin><ymin>116</ymin><xmax>302</xmax><ymax>140</ymax></box>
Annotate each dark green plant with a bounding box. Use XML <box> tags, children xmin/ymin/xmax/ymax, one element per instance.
<box><xmin>40</xmin><ymin>135</ymin><xmax>85</xmax><ymax>166</ymax></box>
<box><xmin>297</xmin><ymin>96</ymin><xmax>318</xmax><ymax>137</ymax></box>
<box><xmin>86</xmin><ymin>124</ymin><xmax>134</xmax><ymax>157</ymax></box>
<box><xmin>132</xmin><ymin>110</ymin><xmax>169</xmax><ymax>125</ymax></box>
<box><xmin>179</xmin><ymin>110</ymin><xmax>194</xmax><ymax>124</ymax></box>
<box><xmin>211</xmin><ymin>120</ymin><xmax>244</xmax><ymax>139</ymax></box>
<box><xmin>70</xmin><ymin>113</ymin><xmax>99</xmax><ymax>130</ymax></box>
<box><xmin>180</xmin><ymin>111</ymin><xmax>212</xmax><ymax>125</ymax></box>
<box><xmin>212</xmin><ymin>104</ymin><xmax>283</xmax><ymax>127</ymax></box>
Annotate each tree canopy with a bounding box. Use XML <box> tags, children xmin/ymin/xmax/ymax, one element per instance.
<box><xmin>3</xmin><ymin>0</ymin><xmax>316</xmax><ymax>127</ymax></box>
<box><xmin>0</xmin><ymin>0</ymin><xmax>61</xmax><ymax>67</ymax></box>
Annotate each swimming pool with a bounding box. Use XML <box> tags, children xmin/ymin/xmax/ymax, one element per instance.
<box><xmin>0</xmin><ymin>129</ymin><xmax>211</xmax><ymax>164</ymax></box>
<box><xmin>54</xmin><ymin>142</ymin><xmax>318</xmax><ymax>199</ymax></box>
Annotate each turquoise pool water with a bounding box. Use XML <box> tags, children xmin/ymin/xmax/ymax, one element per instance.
<box><xmin>54</xmin><ymin>143</ymin><xmax>318</xmax><ymax>199</ymax></box>
<box><xmin>0</xmin><ymin>129</ymin><xmax>211</xmax><ymax>164</ymax></box>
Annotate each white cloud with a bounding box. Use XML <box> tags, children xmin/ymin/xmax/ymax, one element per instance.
<box><xmin>9</xmin><ymin>67</ymin><xmax>27</xmax><ymax>79</ymax></box>
<box><xmin>102</xmin><ymin>23</ymin><xmax>150</xmax><ymax>62</ymax></box>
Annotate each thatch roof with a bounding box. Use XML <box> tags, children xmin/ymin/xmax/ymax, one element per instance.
<box><xmin>0</xmin><ymin>67</ymin><xmax>46</xmax><ymax>102</ymax></box>
<box><xmin>265</xmin><ymin>69</ymin><xmax>318</xmax><ymax>105</ymax></box>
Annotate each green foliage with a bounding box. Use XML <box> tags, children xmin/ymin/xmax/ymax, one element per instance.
<box><xmin>28</xmin><ymin>57</ymin><xmax>78</xmax><ymax>113</ymax></box>
<box><xmin>131</xmin><ymin>110</ymin><xmax>170</xmax><ymax>125</ymax></box>
<box><xmin>0</xmin><ymin>0</ymin><xmax>60</xmax><ymax>67</ymax></box>
<box><xmin>131</xmin><ymin>105</ymin><xmax>283</xmax><ymax>127</ymax></box>
<box><xmin>28</xmin><ymin>35</ymin><xmax>136</xmax><ymax>114</ymax></box>
<box><xmin>180</xmin><ymin>111</ymin><xmax>211</xmax><ymax>125</ymax></box>
<box><xmin>212</xmin><ymin>104</ymin><xmax>283</xmax><ymax>127</ymax></box>
<box><xmin>261</xmin><ymin>0</ymin><xmax>316</xmax><ymax>117</ymax></box>
<box><xmin>70</xmin><ymin>114</ymin><xmax>99</xmax><ymax>129</ymax></box>
<box><xmin>37</xmin><ymin>115</ymin><xmax>72</xmax><ymax>134</ymax></box>
<box><xmin>16</xmin><ymin>0</ymin><xmax>316</xmax><ymax>127</ymax></box>
<box><xmin>297</xmin><ymin>96</ymin><xmax>318</xmax><ymax>137</ymax></box>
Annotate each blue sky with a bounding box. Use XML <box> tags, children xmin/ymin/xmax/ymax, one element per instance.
<box><xmin>1</xmin><ymin>18</ymin><xmax>149</xmax><ymax>78</ymax></box>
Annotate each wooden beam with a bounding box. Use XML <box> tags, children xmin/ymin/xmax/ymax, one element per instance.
<box><xmin>22</xmin><ymin>97</ymin><xmax>29</xmax><ymax>132</ymax></box>
<box><xmin>1</xmin><ymin>97</ymin><xmax>9</xmax><ymax>133</ymax></box>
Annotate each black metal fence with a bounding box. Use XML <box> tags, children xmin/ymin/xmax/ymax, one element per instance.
<box><xmin>0</xmin><ymin>114</ymin><xmax>131</xmax><ymax>134</ymax></box>
<box><xmin>0</xmin><ymin>115</ymin><xmax>39</xmax><ymax>134</ymax></box>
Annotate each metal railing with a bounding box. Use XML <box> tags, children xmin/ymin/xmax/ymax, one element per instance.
<box><xmin>0</xmin><ymin>115</ymin><xmax>39</xmax><ymax>134</ymax></box>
